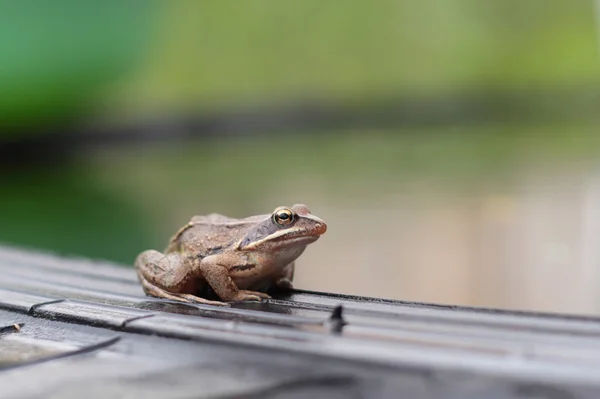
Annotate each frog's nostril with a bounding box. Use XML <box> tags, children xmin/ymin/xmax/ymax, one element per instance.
<box><xmin>318</xmin><ymin>222</ymin><xmax>327</xmax><ymax>234</ymax></box>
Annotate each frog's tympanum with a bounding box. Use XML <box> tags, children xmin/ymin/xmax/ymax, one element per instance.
<box><xmin>135</xmin><ymin>204</ymin><xmax>327</xmax><ymax>306</ymax></box>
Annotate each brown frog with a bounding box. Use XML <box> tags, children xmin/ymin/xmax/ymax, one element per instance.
<box><xmin>135</xmin><ymin>204</ymin><xmax>327</xmax><ymax>306</ymax></box>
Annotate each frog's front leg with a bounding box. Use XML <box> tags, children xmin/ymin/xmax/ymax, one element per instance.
<box><xmin>273</xmin><ymin>262</ymin><xmax>295</xmax><ymax>291</ymax></box>
<box><xmin>135</xmin><ymin>250</ymin><xmax>228</xmax><ymax>306</ymax></box>
<box><xmin>199</xmin><ymin>254</ymin><xmax>271</xmax><ymax>302</ymax></box>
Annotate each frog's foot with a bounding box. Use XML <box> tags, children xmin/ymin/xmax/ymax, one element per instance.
<box><xmin>230</xmin><ymin>290</ymin><xmax>271</xmax><ymax>303</ymax></box>
<box><xmin>274</xmin><ymin>277</ymin><xmax>294</xmax><ymax>290</ymax></box>
<box><xmin>139</xmin><ymin>274</ymin><xmax>229</xmax><ymax>307</ymax></box>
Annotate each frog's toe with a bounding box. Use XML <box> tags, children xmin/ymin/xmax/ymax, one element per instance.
<box><xmin>248</xmin><ymin>290</ymin><xmax>271</xmax><ymax>299</ymax></box>
<box><xmin>241</xmin><ymin>295</ymin><xmax>262</xmax><ymax>302</ymax></box>
<box><xmin>181</xmin><ymin>294</ymin><xmax>230</xmax><ymax>307</ymax></box>
<box><xmin>232</xmin><ymin>290</ymin><xmax>271</xmax><ymax>302</ymax></box>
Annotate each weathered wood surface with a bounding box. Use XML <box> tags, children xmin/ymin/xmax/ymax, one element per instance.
<box><xmin>0</xmin><ymin>244</ymin><xmax>599</xmax><ymax>398</ymax></box>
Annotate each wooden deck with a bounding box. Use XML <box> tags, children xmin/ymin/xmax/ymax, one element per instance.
<box><xmin>0</xmin><ymin>244</ymin><xmax>599</xmax><ymax>398</ymax></box>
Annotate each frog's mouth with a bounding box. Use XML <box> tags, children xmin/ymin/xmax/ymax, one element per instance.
<box><xmin>271</xmin><ymin>221</ymin><xmax>327</xmax><ymax>243</ymax></box>
<box><xmin>243</xmin><ymin>224</ymin><xmax>326</xmax><ymax>250</ymax></box>
<box><xmin>274</xmin><ymin>234</ymin><xmax>321</xmax><ymax>246</ymax></box>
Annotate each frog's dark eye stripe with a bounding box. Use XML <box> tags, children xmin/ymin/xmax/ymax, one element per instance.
<box><xmin>273</xmin><ymin>208</ymin><xmax>295</xmax><ymax>226</ymax></box>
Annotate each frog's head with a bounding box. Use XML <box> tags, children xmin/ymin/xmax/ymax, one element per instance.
<box><xmin>238</xmin><ymin>204</ymin><xmax>327</xmax><ymax>252</ymax></box>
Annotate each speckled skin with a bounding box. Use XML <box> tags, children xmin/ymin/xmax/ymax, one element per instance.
<box><xmin>135</xmin><ymin>204</ymin><xmax>327</xmax><ymax>306</ymax></box>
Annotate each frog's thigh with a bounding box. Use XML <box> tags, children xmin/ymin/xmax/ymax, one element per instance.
<box><xmin>135</xmin><ymin>250</ymin><xmax>191</xmax><ymax>291</ymax></box>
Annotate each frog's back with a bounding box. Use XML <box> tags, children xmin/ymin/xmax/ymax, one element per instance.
<box><xmin>169</xmin><ymin>213</ymin><xmax>268</xmax><ymax>255</ymax></box>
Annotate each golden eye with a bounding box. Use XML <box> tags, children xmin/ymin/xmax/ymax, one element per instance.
<box><xmin>273</xmin><ymin>208</ymin><xmax>295</xmax><ymax>226</ymax></box>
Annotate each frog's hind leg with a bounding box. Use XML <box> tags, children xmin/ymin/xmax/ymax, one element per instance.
<box><xmin>135</xmin><ymin>250</ymin><xmax>228</xmax><ymax>306</ymax></box>
<box><xmin>138</xmin><ymin>275</ymin><xmax>228</xmax><ymax>306</ymax></box>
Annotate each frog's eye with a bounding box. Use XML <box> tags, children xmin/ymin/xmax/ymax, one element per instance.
<box><xmin>273</xmin><ymin>208</ymin><xmax>295</xmax><ymax>226</ymax></box>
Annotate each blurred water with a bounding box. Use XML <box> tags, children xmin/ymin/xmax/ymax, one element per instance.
<box><xmin>3</xmin><ymin>128</ymin><xmax>600</xmax><ymax>315</ymax></box>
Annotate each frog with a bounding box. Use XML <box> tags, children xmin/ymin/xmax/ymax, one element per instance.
<box><xmin>134</xmin><ymin>204</ymin><xmax>327</xmax><ymax>306</ymax></box>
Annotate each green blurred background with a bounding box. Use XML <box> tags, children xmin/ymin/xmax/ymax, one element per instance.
<box><xmin>2</xmin><ymin>1</ymin><xmax>600</xmax><ymax>314</ymax></box>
